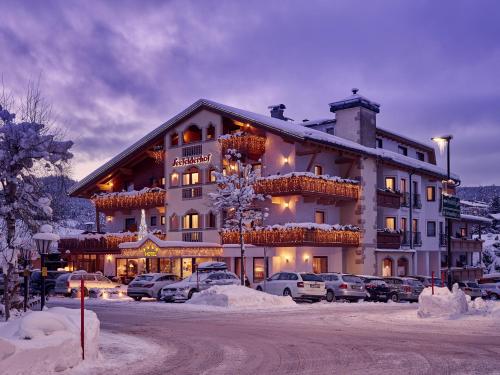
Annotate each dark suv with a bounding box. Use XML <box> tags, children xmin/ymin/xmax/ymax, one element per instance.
<box><xmin>358</xmin><ymin>276</ymin><xmax>390</xmax><ymax>302</ymax></box>
<box><xmin>383</xmin><ymin>277</ymin><xmax>424</xmax><ymax>302</ymax></box>
<box><xmin>30</xmin><ymin>270</ymin><xmax>68</xmax><ymax>296</ymax></box>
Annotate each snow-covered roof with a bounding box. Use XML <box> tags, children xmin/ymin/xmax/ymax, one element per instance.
<box><xmin>329</xmin><ymin>91</ymin><xmax>380</xmax><ymax>113</ymax></box>
<box><xmin>70</xmin><ymin>99</ymin><xmax>459</xmax><ymax>195</ymax></box>
<box><xmin>489</xmin><ymin>213</ymin><xmax>500</xmax><ymax>220</ymax></box>
<box><xmin>118</xmin><ymin>233</ymin><xmax>221</xmax><ymax>249</ymax></box>
<box><xmin>300</xmin><ymin>118</ymin><xmax>336</xmax><ymax>127</ymax></box>
<box><xmin>460</xmin><ymin>200</ymin><xmax>489</xmax><ymax>208</ymax></box>
<box><xmin>460</xmin><ymin>214</ymin><xmax>493</xmax><ymax>224</ymax></box>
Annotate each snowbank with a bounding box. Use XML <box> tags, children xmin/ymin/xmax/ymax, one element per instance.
<box><xmin>417</xmin><ymin>285</ymin><xmax>468</xmax><ymax>318</ymax></box>
<box><xmin>186</xmin><ymin>285</ymin><xmax>296</xmax><ymax>309</ymax></box>
<box><xmin>0</xmin><ymin>307</ymin><xmax>100</xmax><ymax>374</ymax></box>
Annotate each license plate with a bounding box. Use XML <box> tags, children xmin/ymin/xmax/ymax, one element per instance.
<box><xmin>379</xmin><ymin>294</ymin><xmax>386</xmax><ymax>298</ymax></box>
<box><xmin>310</xmin><ymin>284</ymin><xmax>320</xmax><ymax>288</ymax></box>
<box><xmin>352</xmin><ymin>285</ymin><xmax>361</xmax><ymax>290</ymax></box>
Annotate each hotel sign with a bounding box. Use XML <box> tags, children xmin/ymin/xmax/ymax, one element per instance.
<box><xmin>172</xmin><ymin>153</ymin><xmax>212</xmax><ymax>167</ymax></box>
<box><xmin>442</xmin><ymin>194</ymin><xmax>461</xmax><ymax>220</ymax></box>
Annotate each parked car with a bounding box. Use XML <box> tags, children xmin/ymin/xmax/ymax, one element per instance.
<box><xmin>160</xmin><ymin>262</ymin><xmax>239</xmax><ymax>302</ymax></box>
<box><xmin>54</xmin><ymin>271</ymin><xmax>120</xmax><ymax>297</ymax></box>
<box><xmin>477</xmin><ymin>274</ymin><xmax>500</xmax><ymax>300</ymax></box>
<box><xmin>256</xmin><ymin>272</ymin><xmax>326</xmax><ymax>302</ymax></box>
<box><xmin>319</xmin><ymin>273</ymin><xmax>366</xmax><ymax>302</ymax></box>
<box><xmin>30</xmin><ymin>270</ymin><xmax>68</xmax><ymax>296</ymax></box>
<box><xmin>383</xmin><ymin>277</ymin><xmax>424</xmax><ymax>302</ymax></box>
<box><xmin>457</xmin><ymin>281</ymin><xmax>482</xmax><ymax>300</ymax></box>
<box><xmin>409</xmin><ymin>275</ymin><xmax>446</xmax><ymax>288</ymax></box>
<box><xmin>127</xmin><ymin>273</ymin><xmax>179</xmax><ymax>301</ymax></box>
<box><xmin>358</xmin><ymin>275</ymin><xmax>390</xmax><ymax>302</ymax></box>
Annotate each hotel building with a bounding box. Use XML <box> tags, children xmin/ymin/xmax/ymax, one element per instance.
<box><xmin>61</xmin><ymin>90</ymin><xmax>485</xmax><ymax>283</ymax></box>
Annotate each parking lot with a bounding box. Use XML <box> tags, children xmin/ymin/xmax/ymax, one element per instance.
<box><xmin>48</xmin><ymin>297</ymin><xmax>500</xmax><ymax>375</ymax></box>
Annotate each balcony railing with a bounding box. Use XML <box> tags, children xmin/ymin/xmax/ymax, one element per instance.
<box><xmin>92</xmin><ymin>188</ymin><xmax>166</xmax><ymax>211</ymax></box>
<box><xmin>182</xmin><ymin>186</ymin><xmax>203</xmax><ymax>200</ymax></box>
<box><xmin>413</xmin><ymin>232</ymin><xmax>422</xmax><ymax>247</ymax></box>
<box><xmin>254</xmin><ymin>173</ymin><xmax>359</xmax><ymax>200</ymax></box>
<box><xmin>377</xmin><ymin>189</ymin><xmax>401</xmax><ymax>209</ymax></box>
<box><xmin>221</xmin><ymin>225</ymin><xmax>360</xmax><ymax>247</ymax></box>
<box><xmin>401</xmin><ymin>231</ymin><xmax>410</xmax><ymax>246</ymax></box>
<box><xmin>439</xmin><ymin>233</ymin><xmax>447</xmax><ymax>247</ymax></box>
<box><xmin>182</xmin><ymin>231</ymin><xmax>203</xmax><ymax>242</ymax></box>
<box><xmin>59</xmin><ymin>232</ymin><xmax>167</xmax><ymax>254</ymax></box>
<box><xmin>377</xmin><ymin>231</ymin><xmax>401</xmax><ymax>249</ymax></box>
<box><xmin>413</xmin><ymin>194</ymin><xmax>422</xmax><ymax>209</ymax></box>
<box><xmin>440</xmin><ymin>237</ymin><xmax>484</xmax><ymax>252</ymax></box>
<box><xmin>219</xmin><ymin>133</ymin><xmax>266</xmax><ymax>159</ymax></box>
<box><xmin>401</xmin><ymin>192</ymin><xmax>410</xmax><ymax>207</ymax></box>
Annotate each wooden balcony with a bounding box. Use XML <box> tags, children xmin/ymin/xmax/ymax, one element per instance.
<box><xmin>451</xmin><ymin>238</ymin><xmax>483</xmax><ymax>252</ymax></box>
<box><xmin>254</xmin><ymin>174</ymin><xmax>359</xmax><ymax>200</ymax></box>
<box><xmin>219</xmin><ymin>133</ymin><xmax>266</xmax><ymax>159</ymax></box>
<box><xmin>59</xmin><ymin>233</ymin><xmax>167</xmax><ymax>254</ymax></box>
<box><xmin>442</xmin><ymin>267</ymin><xmax>483</xmax><ymax>282</ymax></box>
<box><xmin>377</xmin><ymin>189</ymin><xmax>401</xmax><ymax>209</ymax></box>
<box><xmin>221</xmin><ymin>226</ymin><xmax>360</xmax><ymax>247</ymax></box>
<box><xmin>92</xmin><ymin>188</ymin><xmax>166</xmax><ymax>211</ymax></box>
<box><xmin>377</xmin><ymin>231</ymin><xmax>401</xmax><ymax>249</ymax></box>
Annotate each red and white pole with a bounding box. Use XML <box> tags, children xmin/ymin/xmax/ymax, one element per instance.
<box><xmin>80</xmin><ymin>278</ymin><xmax>85</xmax><ymax>360</ymax></box>
<box><xmin>431</xmin><ymin>271</ymin><xmax>435</xmax><ymax>295</ymax></box>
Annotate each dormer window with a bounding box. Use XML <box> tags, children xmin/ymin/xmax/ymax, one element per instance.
<box><xmin>416</xmin><ymin>151</ymin><xmax>425</xmax><ymax>161</ymax></box>
<box><xmin>183</xmin><ymin>124</ymin><xmax>202</xmax><ymax>144</ymax></box>
<box><xmin>170</xmin><ymin>132</ymin><xmax>179</xmax><ymax>147</ymax></box>
<box><xmin>206</xmin><ymin>124</ymin><xmax>215</xmax><ymax>140</ymax></box>
<box><xmin>398</xmin><ymin>146</ymin><xmax>408</xmax><ymax>156</ymax></box>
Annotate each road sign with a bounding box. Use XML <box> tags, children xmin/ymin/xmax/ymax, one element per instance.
<box><xmin>442</xmin><ymin>194</ymin><xmax>461</xmax><ymax>220</ymax></box>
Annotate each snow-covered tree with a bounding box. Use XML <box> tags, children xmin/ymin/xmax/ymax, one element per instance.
<box><xmin>0</xmin><ymin>105</ymin><xmax>72</xmax><ymax>320</ymax></box>
<box><xmin>490</xmin><ymin>196</ymin><xmax>500</xmax><ymax>214</ymax></box>
<box><xmin>209</xmin><ymin>149</ymin><xmax>267</xmax><ymax>285</ymax></box>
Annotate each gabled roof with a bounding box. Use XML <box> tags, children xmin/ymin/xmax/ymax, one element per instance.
<box><xmin>70</xmin><ymin>99</ymin><xmax>459</xmax><ymax>196</ymax></box>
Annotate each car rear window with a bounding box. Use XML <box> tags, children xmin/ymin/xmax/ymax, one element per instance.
<box><xmin>301</xmin><ymin>274</ymin><xmax>323</xmax><ymax>282</ymax></box>
<box><xmin>369</xmin><ymin>280</ymin><xmax>386</xmax><ymax>286</ymax></box>
<box><xmin>342</xmin><ymin>275</ymin><xmax>361</xmax><ymax>283</ymax></box>
<box><xmin>467</xmin><ymin>282</ymin><xmax>479</xmax><ymax>288</ymax></box>
<box><xmin>135</xmin><ymin>275</ymin><xmax>155</xmax><ymax>282</ymax></box>
<box><xmin>406</xmin><ymin>279</ymin><xmax>423</xmax><ymax>287</ymax></box>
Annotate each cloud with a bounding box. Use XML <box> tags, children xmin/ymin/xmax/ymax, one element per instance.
<box><xmin>0</xmin><ymin>0</ymin><xmax>499</xmax><ymax>185</ymax></box>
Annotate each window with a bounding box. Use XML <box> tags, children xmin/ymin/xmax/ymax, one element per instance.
<box><xmin>326</xmin><ymin>127</ymin><xmax>335</xmax><ymax>135</ymax></box>
<box><xmin>183</xmin><ymin>212</ymin><xmax>199</xmax><ymax>229</ymax></box>
<box><xmin>382</xmin><ymin>258</ymin><xmax>392</xmax><ymax>277</ymax></box>
<box><xmin>427</xmin><ymin>221</ymin><xmax>436</xmax><ymax>237</ymax></box>
<box><xmin>398</xmin><ymin>146</ymin><xmax>408</xmax><ymax>156</ymax></box>
<box><xmin>412</xmin><ymin>219</ymin><xmax>418</xmax><ymax>232</ymax></box>
<box><xmin>206</xmin><ymin>124</ymin><xmax>215</xmax><ymax>140</ymax></box>
<box><xmin>206</xmin><ymin>212</ymin><xmax>217</xmax><ymax>228</ymax></box>
<box><xmin>150</xmin><ymin>216</ymin><xmax>157</xmax><ymax>227</ymax></box>
<box><xmin>161</xmin><ymin>177</ymin><xmax>166</xmax><ymax>186</ymax></box>
<box><xmin>397</xmin><ymin>257</ymin><xmax>408</xmax><ymax>276</ymax></box>
<box><xmin>253</xmin><ymin>258</ymin><xmax>266</xmax><ymax>283</ymax></box>
<box><xmin>183</xmin><ymin>125</ymin><xmax>202</xmax><ymax>144</ymax></box>
<box><xmin>416</xmin><ymin>151</ymin><xmax>425</xmax><ymax>161</ymax></box>
<box><xmin>314</xmin><ymin>165</ymin><xmax>323</xmax><ymax>176</ymax></box>
<box><xmin>125</xmin><ymin>218</ymin><xmax>136</xmax><ymax>232</ymax></box>
<box><xmin>234</xmin><ymin>257</ymin><xmax>242</xmax><ymax>279</ymax></box>
<box><xmin>161</xmin><ymin>216</ymin><xmax>166</xmax><ymax>225</ymax></box>
<box><xmin>183</xmin><ymin>167</ymin><xmax>200</xmax><ymax>185</ymax></box>
<box><xmin>252</xmin><ymin>163</ymin><xmax>262</xmax><ymax>178</ymax></box>
<box><xmin>385</xmin><ymin>177</ymin><xmax>396</xmax><ymax>191</ymax></box>
<box><xmin>313</xmin><ymin>256</ymin><xmax>328</xmax><ymax>274</ymax></box>
<box><xmin>460</xmin><ymin>228</ymin><xmax>467</xmax><ymax>238</ymax></box>
<box><xmin>400</xmin><ymin>217</ymin><xmax>407</xmax><ymax>231</ymax></box>
<box><xmin>385</xmin><ymin>217</ymin><xmax>396</xmax><ymax>231</ymax></box>
<box><xmin>170</xmin><ymin>172</ymin><xmax>180</xmax><ymax>187</ymax></box>
<box><xmin>170</xmin><ymin>132</ymin><xmax>179</xmax><ymax>147</ymax></box>
<box><xmin>426</xmin><ymin>186</ymin><xmax>436</xmax><ymax>201</ymax></box>
<box><xmin>376</xmin><ymin>138</ymin><xmax>383</xmax><ymax>148</ymax></box>
<box><xmin>315</xmin><ymin>211</ymin><xmax>325</xmax><ymax>224</ymax></box>
<box><xmin>125</xmin><ymin>182</ymin><xmax>134</xmax><ymax>192</ymax></box>
<box><xmin>400</xmin><ymin>178</ymin><xmax>407</xmax><ymax>193</ymax></box>
<box><xmin>208</xmin><ymin>168</ymin><xmax>217</xmax><ymax>183</ymax></box>
<box><xmin>169</xmin><ymin>214</ymin><xmax>178</xmax><ymax>231</ymax></box>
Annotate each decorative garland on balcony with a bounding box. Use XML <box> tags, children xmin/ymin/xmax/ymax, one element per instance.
<box><xmin>92</xmin><ymin>187</ymin><xmax>166</xmax><ymax>210</ymax></box>
<box><xmin>218</xmin><ymin>132</ymin><xmax>266</xmax><ymax>156</ymax></box>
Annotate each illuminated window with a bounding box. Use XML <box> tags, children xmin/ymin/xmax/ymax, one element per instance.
<box><xmin>183</xmin><ymin>167</ymin><xmax>200</xmax><ymax>185</ymax></box>
<box><xmin>426</xmin><ymin>186</ymin><xmax>436</xmax><ymax>201</ymax></box>
<box><xmin>460</xmin><ymin>228</ymin><xmax>467</xmax><ymax>238</ymax></box>
<box><xmin>170</xmin><ymin>172</ymin><xmax>179</xmax><ymax>187</ymax></box>
<box><xmin>183</xmin><ymin>124</ymin><xmax>202</xmax><ymax>144</ymax></box>
<box><xmin>161</xmin><ymin>177</ymin><xmax>166</xmax><ymax>186</ymax></box>
<box><xmin>208</xmin><ymin>168</ymin><xmax>217</xmax><ymax>183</ymax></box>
<box><xmin>253</xmin><ymin>257</ymin><xmax>266</xmax><ymax>283</ymax></box>
<box><xmin>385</xmin><ymin>217</ymin><xmax>396</xmax><ymax>231</ymax></box>
<box><xmin>400</xmin><ymin>178</ymin><xmax>407</xmax><ymax>193</ymax></box>
<box><xmin>382</xmin><ymin>258</ymin><xmax>392</xmax><ymax>276</ymax></box>
<box><xmin>385</xmin><ymin>177</ymin><xmax>396</xmax><ymax>191</ymax></box>
<box><xmin>170</xmin><ymin>132</ymin><xmax>179</xmax><ymax>147</ymax></box>
<box><xmin>183</xmin><ymin>212</ymin><xmax>199</xmax><ymax>229</ymax></box>
<box><xmin>206</xmin><ymin>212</ymin><xmax>217</xmax><ymax>228</ymax></box>
<box><xmin>161</xmin><ymin>216</ymin><xmax>166</xmax><ymax>225</ymax></box>
<box><xmin>313</xmin><ymin>256</ymin><xmax>328</xmax><ymax>274</ymax></box>
<box><xmin>206</xmin><ymin>124</ymin><xmax>215</xmax><ymax>140</ymax></box>
<box><xmin>314</xmin><ymin>165</ymin><xmax>323</xmax><ymax>176</ymax></box>
<box><xmin>315</xmin><ymin>211</ymin><xmax>325</xmax><ymax>224</ymax></box>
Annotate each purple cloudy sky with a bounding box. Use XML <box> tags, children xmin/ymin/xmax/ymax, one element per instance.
<box><xmin>1</xmin><ymin>0</ymin><xmax>499</xmax><ymax>185</ymax></box>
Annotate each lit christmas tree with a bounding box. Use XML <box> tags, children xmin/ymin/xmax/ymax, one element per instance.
<box><xmin>137</xmin><ymin>209</ymin><xmax>148</xmax><ymax>240</ymax></box>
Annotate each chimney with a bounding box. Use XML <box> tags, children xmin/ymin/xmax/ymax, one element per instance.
<box><xmin>329</xmin><ymin>89</ymin><xmax>380</xmax><ymax>148</ymax></box>
<box><xmin>268</xmin><ymin>104</ymin><xmax>287</xmax><ymax>120</ymax></box>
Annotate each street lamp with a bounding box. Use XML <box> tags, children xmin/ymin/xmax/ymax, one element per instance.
<box><xmin>33</xmin><ymin>225</ymin><xmax>59</xmax><ymax>310</ymax></box>
<box><xmin>431</xmin><ymin>135</ymin><xmax>453</xmax><ymax>290</ymax></box>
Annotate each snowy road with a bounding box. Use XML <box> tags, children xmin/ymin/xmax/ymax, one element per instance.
<box><xmin>49</xmin><ymin>298</ymin><xmax>500</xmax><ymax>375</ymax></box>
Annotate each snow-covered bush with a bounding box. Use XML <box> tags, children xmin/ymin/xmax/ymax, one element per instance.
<box><xmin>417</xmin><ymin>284</ymin><xmax>468</xmax><ymax>318</ymax></box>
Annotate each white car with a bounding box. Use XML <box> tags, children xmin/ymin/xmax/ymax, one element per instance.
<box><xmin>256</xmin><ymin>272</ymin><xmax>326</xmax><ymax>302</ymax></box>
<box><xmin>127</xmin><ymin>273</ymin><xmax>179</xmax><ymax>301</ymax></box>
<box><xmin>160</xmin><ymin>262</ymin><xmax>240</xmax><ymax>302</ymax></box>
<box><xmin>54</xmin><ymin>271</ymin><xmax>120</xmax><ymax>297</ymax></box>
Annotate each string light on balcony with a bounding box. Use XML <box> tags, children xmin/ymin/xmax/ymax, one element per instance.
<box><xmin>218</xmin><ymin>132</ymin><xmax>266</xmax><ymax>158</ymax></box>
<box><xmin>92</xmin><ymin>187</ymin><xmax>166</xmax><ymax>210</ymax></box>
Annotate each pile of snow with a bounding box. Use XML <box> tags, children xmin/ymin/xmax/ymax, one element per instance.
<box><xmin>0</xmin><ymin>307</ymin><xmax>100</xmax><ymax>374</ymax></box>
<box><xmin>186</xmin><ymin>285</ymin><xmax>296</xmax><ymax>309</ymax></box>
<box><xmin>417</xmin><ymin>285</ymin><xmax>468</xmax><ymax>318</ymax></box>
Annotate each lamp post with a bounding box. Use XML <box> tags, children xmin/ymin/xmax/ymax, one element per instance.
<box><xmin>431</xmin><ymin>135</ymin><xmax>453</xmax><ymax>290</ymax></box>
<box><xmin>33</xmin><ymin>225</ymin><xmax>60</xmax><ymax>310</ymax></box>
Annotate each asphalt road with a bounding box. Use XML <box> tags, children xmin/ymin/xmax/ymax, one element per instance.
<box><xmin>49</xmin><ymin>299</ymin><xmax>500</xmax><ymax>375</ymax></box>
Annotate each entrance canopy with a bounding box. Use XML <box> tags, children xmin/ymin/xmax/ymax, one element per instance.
<box><xmin>118</xmin><ymin>233</ymin><xmax>223</xmax><ymax>258</ymax></box>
